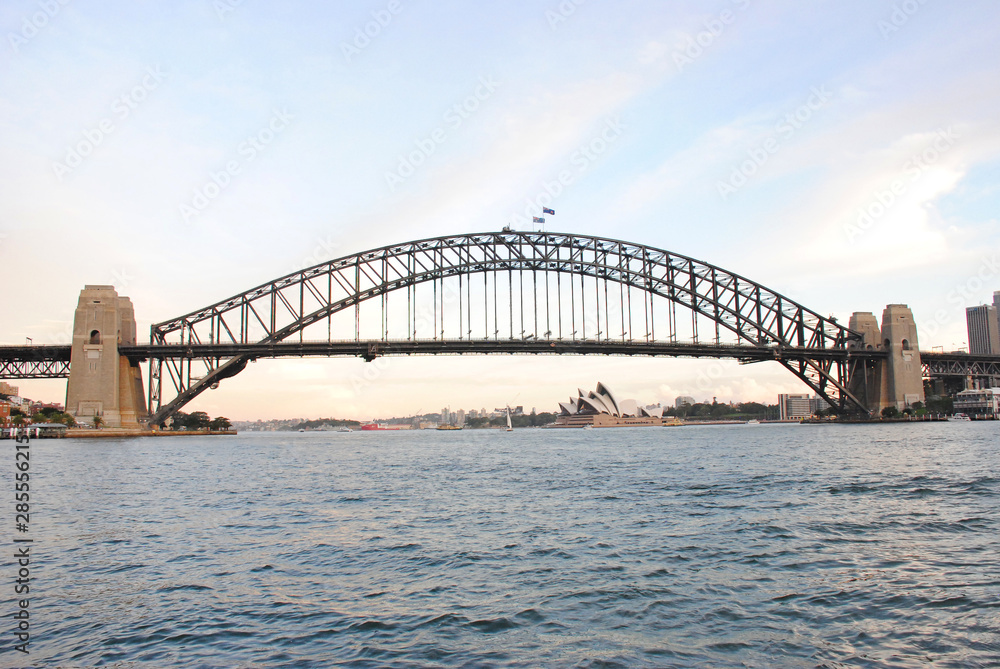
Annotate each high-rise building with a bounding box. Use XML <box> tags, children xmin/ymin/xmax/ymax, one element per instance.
<box><xmin>966</xmin><ymin>305</ymin><xmax>1000</xmax><ymax>355</ymax></box>
<box><xmin>0</xmin><ymin>382</ymin><xmax>18</xmax><ymax>397</ymax></box>
<box><xmin>675</xmin><ymin>395</ymin><xmax>695</xmax><ymax>408</ymax></box>
<box><xmin>778</xmin><ymin>393</ymin><xmax>812</xmax><ymax>420</ymax></box>
<box><xmin>994</xmin><ymin>292</ymin><xmax>1000</xmax><ymax>337</ymax></box>
<box><xmin>809</xmin><ymin>395</ymin><xmax>831</xmax><ymax>414</ymax></box>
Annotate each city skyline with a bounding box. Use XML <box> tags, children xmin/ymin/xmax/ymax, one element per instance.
<box><xmin>3</xmin><ymin>1</ymin><xmax>1000</xmax><ymax>420</ymax></box>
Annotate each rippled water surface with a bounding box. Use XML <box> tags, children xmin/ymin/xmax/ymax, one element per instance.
<box><xmin>13</xmin><ymin>422</ymin><xmax>1000</xmax><ymax>667</ymax></box>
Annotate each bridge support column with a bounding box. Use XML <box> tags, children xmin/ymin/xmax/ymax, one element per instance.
<box><xmin>849</xmin><ymin>305</ymin><xmax>925</xmax><ymax>414</ymax></box>
<box><xmin>848</xmin><ymin>311</ymin><xmax>885</xmax><ymax>412</ymax></box>
<box><xmin>881</xmin><ymin>304</ymin><xmax>924</xmax><ymax>412</ymax></box>
<box><xmin>65</xmin><ymin>286</ymin><xmax>148</xmax><ymax>429</ymax></box>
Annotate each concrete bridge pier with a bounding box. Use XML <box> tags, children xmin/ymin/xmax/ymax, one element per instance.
<box><xmin>849</xmin><ymin>304</ymin><xmax>925</xmax><ymax>414</ymax></box>
<box><xmin>65</xmin><ymin>286</ymin><xmax>147</xmax><ymax>429</ymax></box>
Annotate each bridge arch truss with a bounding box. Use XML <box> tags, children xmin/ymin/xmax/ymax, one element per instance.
<box><xmin>145</xmin><ymin>231</ymin><xmax>869</xmax><ymax>424</ymax></box>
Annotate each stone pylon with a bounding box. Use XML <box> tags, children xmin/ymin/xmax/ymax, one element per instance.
<box><xmin>65</xmin><ymin>286</ymin><xmax>147</xmax><ymax>429</ymax></box>
<box><xmin>880</xmin><ymin>304</ymin><xmax>924</xmax><ymax>411</ymax></box>
<box><xmin>848</xmin><ymin>305</ymin><xmax>925</xmax><ymax>414</ymax></box>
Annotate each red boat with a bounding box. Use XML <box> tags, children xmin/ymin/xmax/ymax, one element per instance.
<box><xmin>360</xmin><ymin>423</ymin><xmax>408</xmax><ymax>431</ymax></box>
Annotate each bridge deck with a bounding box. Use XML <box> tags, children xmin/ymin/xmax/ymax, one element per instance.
<box><xmin>4</xmin><ymin>344</ymin><xmax>997</xmax><ymax>380</ymax></box>
<box><xmin>119</xmin><ymin>340</ymin><xmax>886</xmax><ymax>363</ymax></box>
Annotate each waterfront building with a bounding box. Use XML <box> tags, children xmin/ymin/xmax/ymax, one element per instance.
<box><xmin>778</xmin><ymin>393</ymin><xmax>812</xmax><ymax>420</ymax></box>
<box><xmin>954</xmin><ymin>388</ymin><xmax>1000</xmax><ymax>417</ymax></box>
<box><xmin>553</xmin><ymin>382</ymin><xmax>675</xmax><ymax>427</ymax></box>
<box><xmin>675</xmin><ymin>395</ymin><xmax>695</xmax><ymax>408</ymax></box>
<box><xmin>966</xmin><ymin>305</ymin><xmax>1000</xmax><ymax>355</ymax></box>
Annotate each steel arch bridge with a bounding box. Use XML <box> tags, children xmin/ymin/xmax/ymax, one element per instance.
<box><xmin>133</xmin><ymin>231</ymin><xmax>880</xmax><ymax>426</ymax></box>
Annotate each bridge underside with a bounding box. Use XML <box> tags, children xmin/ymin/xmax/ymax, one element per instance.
<box><xmin>121</xmin><ymin>340</ymin><xmax>878</xmax><ymax>363</ymax></box>
<box><xmin>0</xmin><ymin>346</ymin><xmax>71</xmax><ymax>378</ymax></box>
<box><xmin>921</xmin><ymin>352</ymin><xmax>1000</xmax><ymax>378</ymax></box>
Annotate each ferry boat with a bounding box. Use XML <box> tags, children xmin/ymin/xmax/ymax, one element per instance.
<box><xmin>436</xmin><ymin>424</ymin><xmax>462</xmax><ymax>430</ymax></box>
<box><xmin>361</xmin><ymin>423</ymin><xmax>407</xmax><ymax>431</ymax></box>
<box><xmin>948</xmin><ymin>414</ymin><xmax>972</xmax><ymax>422</ymax></box>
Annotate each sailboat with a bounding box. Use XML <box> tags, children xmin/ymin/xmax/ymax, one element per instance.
<box><xmin>505</xmin><ymin>406</ymin><xmax>513</xmax><ymax>431</ymax></box>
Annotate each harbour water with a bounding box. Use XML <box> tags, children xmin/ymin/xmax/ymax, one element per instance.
<box><xmin>15</xmin><ymin>422</ymin><xmax>1000</xmax><ymax>667</ymax></box>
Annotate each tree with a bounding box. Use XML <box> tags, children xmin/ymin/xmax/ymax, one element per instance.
<box><xmin>183</xmin><ymin>411</ymin><xmax>211</xmax><ymax>429</ymax></box>
<box><xmin>925</xmin><ymin>396</ymin><xmax>953</xmax><ymax>415</ymax></box>
<box><xmin>209</xmin><ymin>416</ymin><xmax>232</xmax><ymax>430</ymax></box>
<box><xmin>880</xmin><ymin>406</ymin><xmax>899</xmax><ymax>419</ymax></box>
<box><xmin>93</xmin><ymin>415</ymin><xmax>104</xmax><ymax>428</ymax></box>
<box><xmin>738</xmin><ymin>402</ymin><xmax>768</xmax><ymax>416</ymax></box>
<box><xmin>11</xmin><ymin>415</ymin><xmax>25</xmax><ymax>427</ymax></box>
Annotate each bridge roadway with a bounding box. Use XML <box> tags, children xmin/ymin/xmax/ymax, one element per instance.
<box><xmin>120</xmin><ymin>340</ymin><xmax>886</xmax><ymax>363</ymax></box>
<box><xmin>3</xmin><ymin>343</ymin><xmax>998</xmax><ymax>378</ymax></box>
<box><xmin>3</xmin><ymin>340</ymin><xmax>884</xmax><ymax>371</ymax></box>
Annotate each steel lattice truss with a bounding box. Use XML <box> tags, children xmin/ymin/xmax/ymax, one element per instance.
<box><xmin>921</xmin><ymin>352</ymin><xmax>1000</xmax><ymax>378</ymax></box>
<box><xmin>145</xmin><ymin>231</ymin><xmax>871</xmax><ymax>425</ymax></box>
<box><xmin>0</xmin><ymin>346</ymin><xmax>71</xmax><ymax>378</ymax></box>
<box><xmin>0</xmin><ymin>359</ymin><xmax>70</xmax><ymax>379</ymax></box>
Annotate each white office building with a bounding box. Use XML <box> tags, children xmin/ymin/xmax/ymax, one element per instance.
<box><xmin>778</xmin><ymin>393</ymin><xmax>812</xmax><ymax>420</ymax></box>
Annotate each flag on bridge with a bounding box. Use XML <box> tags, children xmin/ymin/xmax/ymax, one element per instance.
<box><xmin>543</xmin><ymin>208</ymin><xmax>555</xmax><ymax>215</ymax></box>
<box><xmin>533</xmin><ymin>217</ymin><xmax>545</xmax><ymax>224</ymax></box>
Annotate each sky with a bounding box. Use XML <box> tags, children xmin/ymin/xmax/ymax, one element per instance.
<box><xmin>2</xmin><ymin>0</ymin><xmax>999</xmax><ymax>421</ymax></box>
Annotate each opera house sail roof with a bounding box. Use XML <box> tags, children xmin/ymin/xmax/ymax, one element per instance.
<box><xmin>556</xmin><ymin>383</ymin><xmax>665</xmax><ymax>422</ymax></box>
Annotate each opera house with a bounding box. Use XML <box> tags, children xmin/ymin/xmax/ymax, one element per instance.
<box><xmin>549</xmin><ymin>382</ymin><xmax>680</xmax><ymax>428</ymax></box>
